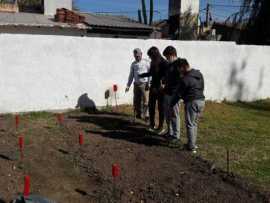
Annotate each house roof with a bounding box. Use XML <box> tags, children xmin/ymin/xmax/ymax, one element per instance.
<box><xmin>0</xmin><ymin>11</ymin><xmax>153</xmax><ymax>32</ymax></box>
<box><xmin>0</xmin><ymin>12</ymin><xmax>87</xmax><ymax>29</ymax></box>
<box><xmin>81</xmin><ymin>13</ymin><xmax>154</xmax><ymax>30</ymax></box>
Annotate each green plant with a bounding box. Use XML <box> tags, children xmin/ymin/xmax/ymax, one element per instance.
<box><xmin>138</xmin><ymin>0</ymin><xmax>154</xmax><ymax>25</ymax></box>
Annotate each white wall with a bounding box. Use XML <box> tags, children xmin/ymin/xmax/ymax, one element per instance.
<box><xmin>0</xmin><ymin>34</ymin><xmax>270</xmax><ymax>113</ymax></box>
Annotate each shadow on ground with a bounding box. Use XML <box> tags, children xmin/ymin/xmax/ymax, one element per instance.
<box><xmin>69</xmin><ymin>113</ymin><xmax>169</xmax><ymax>147</ymax></box>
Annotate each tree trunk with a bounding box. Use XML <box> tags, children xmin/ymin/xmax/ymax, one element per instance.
<box><xmin>141</xmin><ymin>0</ymin><xmax>148</xmax><ymax>25</ymax></box>
<box><xmin>149</xmin><ymin>0</ymin><xmax>154</xmax><ymax>25</ymax></box>
<box><xmin>138</xmin><ymin>9</ymin><xmax>142</xmax><ymax>23</ymax></box>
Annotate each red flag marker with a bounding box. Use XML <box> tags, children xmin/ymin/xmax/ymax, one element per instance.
<box><xmin>24</xmin><ymin>175</ymin><xmax>30</xmax><ymax>197</ymax></box>
<box><xmin>19</xmin><ymin>136</ymin><xmax>24</xmax><ymax>150</ymax></box>
<box><xmin>113</xmin><ymin>84</ymin><xmax>118</xmax><ymax>108</ymax></box>
<box><xmin>79</xmin><ymin>131</ymin><xmax>84</xmax><ymax>146</ymax></box>
<box><xmin>15</xmin><ymin>114</ymin><xmax>20</xmax><ymax>130</ymax></box>
<box><xmin>113</xmin><ymin>84</ymin><xmax>118</xmax><ymax>92</ymax></box>
<box><xmin>112</xmin><ymin>164</ymin><xmax>120</xmax><ymax>178</ymax></box>
<box><xmin>57</xmin><ymin>113</ymin><xmax>64</xmax><ymax>125</ymax></box>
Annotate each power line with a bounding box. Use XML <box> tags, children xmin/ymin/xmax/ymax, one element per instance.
<box><xmin>209</xmin><ymin>4</ymin><xmax>250</xmax><ymax>8</ymax></box>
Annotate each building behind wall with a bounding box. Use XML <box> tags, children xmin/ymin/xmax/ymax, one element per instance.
<box><xmin>168</xmin><ymin>0</ymin><xmax>199</xmax><ymax>40</ymax></box>
<box><xmin>44</xmin><ymin>0</ymin><xmax>72</xmax><ymax>15</ymax></box>
<box><xmin>0</xmin><ymin>0</ymin><xmax>154</xmax><ymax>38</ymax></box>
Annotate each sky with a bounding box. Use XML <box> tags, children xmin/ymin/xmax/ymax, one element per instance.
<box><xmin>75</xmin><ymin>0</ymin><xmax>243</xmax><ymax>22</ymax></box>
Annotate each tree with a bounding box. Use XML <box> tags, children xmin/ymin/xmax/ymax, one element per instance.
<box><xmin>238</xmin><ymin>0</ymin><xmax>270</xmax><ymax>45</ymax></box>
<box><xmin>138</xmin><ymin>0</ymin><xmax>154</xmax><ymax>25</ymax></box>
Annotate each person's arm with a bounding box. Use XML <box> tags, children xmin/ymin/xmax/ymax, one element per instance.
<box><xmin>139</xmin><ymin>72</ymin><xmax>151</xmax><ymax>78</ymax></box>
<box><xmin>126</xmin><ymin>64</ymin><xmax>134</xmax><ymax>92</ymax></box>
<box><xmin>146</xmin><ymin>61</ymin><xmax>151</xmax><ymax>90</ymax></box>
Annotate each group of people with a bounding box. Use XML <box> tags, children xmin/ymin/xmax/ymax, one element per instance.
<box><xmin>126</xmin><ymin>46</ymin><xmax>205</xmax><ymax>154</ymax></box>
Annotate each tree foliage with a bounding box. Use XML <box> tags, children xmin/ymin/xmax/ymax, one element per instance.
<box><xmin>238</xmin><ymin>0</ymin><xmax>270</xmax><ymax>45</ymax></box>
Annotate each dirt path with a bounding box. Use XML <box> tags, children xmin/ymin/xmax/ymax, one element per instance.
<box><xmin>0</xmin><ymin>112</ymin><xmax>268</xmax><ymax>203</ymax></box>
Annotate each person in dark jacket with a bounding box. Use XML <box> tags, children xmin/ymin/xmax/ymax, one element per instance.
<box><xmin>162</xmin><ymin>46</ymin><xmax>182</xmax><ymax>142</ymax></box>
<box><xmin>140</xmin><ymin>47</ymin><xmax>168</xmax><ymax>132</ymax></box>
<box><xmin>171</xmin><ymin>58</ymin><xmax>205</xmax><ymax>154</ymax></box>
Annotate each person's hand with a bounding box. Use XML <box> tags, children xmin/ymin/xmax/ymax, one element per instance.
<box><xmin>145</xmin><ymin>84</ymin><xmax>150</xmax><ymax>91</ymax></box>
<box><xmin>125</xmin><ymin>87</ymin><xmax>129</xmax><ymax>93</ymax></box>
<box><xmin>160</xmin><ymin>84</ymin><xmax>165</xmax><ymax>89</ymax></box>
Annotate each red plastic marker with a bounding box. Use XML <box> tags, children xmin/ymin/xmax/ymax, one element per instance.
<box><xmin>79</xmin><ymin>131</ymin><xmax>84</xmax><ymax>146</ymax></box>
<box><xmin>57</xmin><ymin>113</ymin><xmax>64</xmax><ymax>125</ymax></box>
<box><xmin>19</xmin><ymin>136</ymin><xmax>24</xmax><ymax>150</ymax></box>
<box><xmin>24</xmin><ymin>175</ymin><xmax>30</xmax><ymax>197</ymax></box>
<box><xmin>113</xmin><ymin>84</ymin><xmax>118</xmax><ymax>92</ymax></box>
<box><xmin>113</xmin><ymin>84</ymin><xmax>118</xmax><ymax>108</ymax></box>
<box><xmin>112</xmin><ymin>164</ymin><xmax>120</xmax><ymax>178</ymax></box>
<box><xmin>15</xmin><ymin>114</ymin><xmax>20</xmax><ymax>130</ymax></box>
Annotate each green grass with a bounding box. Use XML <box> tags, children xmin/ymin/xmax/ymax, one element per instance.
<box><xmin>196</xmin><ymin>100</ymin><xmax>270</xmax><ymax>191</ymax></box>
<box><xmin>115</xmin><ymin>100</ymin><xmax>270</xmax><ymax>191</ymax></box>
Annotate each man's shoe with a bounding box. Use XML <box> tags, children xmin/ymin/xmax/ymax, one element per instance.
<box><xmin>157</xmin><ymin>128</ymin><xmax>167</xmax><ymax>136</ymax></box>
<box><xmin>191</xmin><ymin>149</ymin><xmax>197</xmax><ymax>155</ymax></box>
<box><xmin>147</xmin><ymin>127</ymin><xmax>155</xmax><ymax>133</ymax></box>
<box><xmin>167</xmin><ymin>136</ymin><xmax>181</xmax><ymax>148</ymax></box>
<box><xmin>184</xmin><ymin>144</ymin><xmax>199</xmax><ymax>150</ymax></box>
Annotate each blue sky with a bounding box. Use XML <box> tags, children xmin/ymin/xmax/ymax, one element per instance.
<box><xmin>75</xmin><ymin>0</ymin><xmax>242</xmax><ymax>22</ymax></box>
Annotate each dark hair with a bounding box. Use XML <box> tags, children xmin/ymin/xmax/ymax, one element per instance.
<box><xmin>175</xmin><ymin>58</ymin><xmax>189</xmax><ymax>67</ymax></box>
<box><xmin>147</xmin><ymin>46</ymin><xmax>161</xmax><ymax>58</ymax></box>
<box><xmin>163</xmin><ymin>46</ymin><xmax>177</xmax><ymax>57</ymax></box>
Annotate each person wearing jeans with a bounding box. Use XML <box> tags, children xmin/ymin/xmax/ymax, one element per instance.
<box><xmin>163</xmin><ymin>95</ymin><xmax>180</xmax><ymax>138</ymax></box>
<box><xmin>126</xmin><ymin>48</ymin><xmax>150</xmax><ymax>119</ymax></box>
<box><xmin>184</xmin><ymin>100</ymin><xmax>205</xmax><ymax>151</ymax></box>
<box><xmin>170</xmin><ymin>58</ymin><xmax>205</xmax><ymax>153</ymax></box>
<box><xmin>162</xmin><ymin>46</ymin><xmax>182</xmax><ymax>140</ymax></box>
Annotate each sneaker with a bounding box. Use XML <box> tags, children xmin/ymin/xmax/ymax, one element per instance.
<box><xmin>157</xmin><ymin>128</ymin><xmax>167</xmax><ymax>136</ymax></box>
<box><xmin>147</xmin><ymin>127</ymin><xmax>155</xmax><ymax>133</ymax></box>
<box><xmin>167</xmin><ymin>136</ymin><xmax>181</xmax><ymax>148</ymax></box>
<box><xmin>184</xmin><ymin>144</ymin><xmax>199</xmax><ymax>151</ymax></box>
<box><xmin>191</xmin><ymin>149</ymin><xmax>197</xmax><ymax>155</ymax></box>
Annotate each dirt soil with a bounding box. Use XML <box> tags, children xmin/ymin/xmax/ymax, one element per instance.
<box><xmin>0</xmin><ymin>111</ymin><xmax>269</xmax><ymax>203</ymax></box>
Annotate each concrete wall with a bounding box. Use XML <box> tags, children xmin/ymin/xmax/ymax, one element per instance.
<box><xmin>0</xmin><ymin>34</ymin><xmax>269</xmax><ymax>113</ymax></box>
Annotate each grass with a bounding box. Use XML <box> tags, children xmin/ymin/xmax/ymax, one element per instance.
<box><xmin>197</xmin><ymin>100</ymin><xmax>270</xmax><ymax>191</ymax></box>
<box><xmin>115</xmin><ymin>100</ymin><xmax>270</xmax><ymax>192</ymax></box>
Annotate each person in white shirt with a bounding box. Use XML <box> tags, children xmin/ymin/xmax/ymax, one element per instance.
<box><xmin>125</xmin><ymin>48</ymin><xmax>150</xmax><ymax>119</ymax></box>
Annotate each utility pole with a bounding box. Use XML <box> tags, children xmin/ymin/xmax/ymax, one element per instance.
<box><xmin>206</xmin><ymin>3</ymin><xmax>210</xmax><ymax>26</ymax></box>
